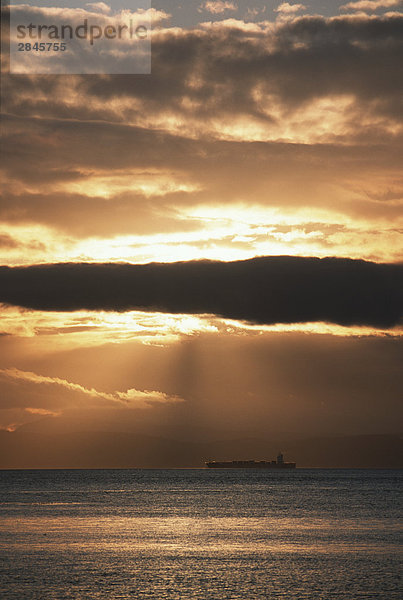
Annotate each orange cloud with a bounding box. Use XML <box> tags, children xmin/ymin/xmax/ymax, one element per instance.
<box><xmin>200</xmin><ymin>1</ymin><xmax>238</xmax><ymax>15</ymax></box>
<box><xmin>0</xmin><ymin>368</ymin><xmax>184</xmax><ymax>409</ymax></box>
<box><xmin>25</xmin><ymin>407</ymin><xmax>61</xmax><ymax>416</ymax></box>
<box><xmin>275</xmin><ymin>3</ymin><xmax>307</xmax><ymax>14</ymax></box>
<box><xmin>341</xmin><ymin>0</ymin><xmax>402</xmax><ymax>11</ymax></box>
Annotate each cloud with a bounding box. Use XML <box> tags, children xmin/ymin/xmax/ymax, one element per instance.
<box><xmin>0</xmin><ymin>234</ymin><xmax>19</xmax><ymax>249</ymax></box>
<box><xmin>0</xmin><ymin>231</ymin><xmax>46</xmax><ymax>254</ymax></box>
<box><xmin>1</xmin><ymin>328</ymin><xmax>401</xmax><ymax>438</ymax></box>
<box><xmin>85</xmin><ymin>2</ymin><xmax>111</xmax><ymax>14</ymax></box>
<box><xmin>1</xmin><ymin>13</ymin><xmax>402</xmax><ymax>263</ymax></box>
<box><xmin>1</xmin><ymin>108</ymin><xmax>402</xmax><ymax>259</ymax></box>
<box><xmin>25</xmin><ymin>407</ymin><xmax>61</xmax><ymax>416</ymax></box>
<box><xmin>200</xmin><ymin>1</ymin><xmax>238</xmax><ymax>14</ymax></box>
<box><xmin>275</xmin><ymin>3</ymin><xmax>307</xmax><ymax>14</ymax></box>
<box><xmin>0</xmin><ymin>368</ymin><xmax>183</xmax><ymax>409</ymax></box>
<box><xmin>341</xmin><ymin>0</ymin><xmax>402</xmax><ymax>11</ymax></box>
<box><xmin>0</xmin><ymin>257</ymin><xmax>401</xmax><ymax>328</ymax></box>
<box><xmin>5</xmin><ymin>13</ymin><xmax>401</xmax><ymax>139</ymax></box>
<box><xmin>3</xmin><ymin>14</ymin><xmax>402</xmax><ymax>140</ymax></box>
<box><xmin>246</xmin><ymin>7</ymin><xmax>265</xmax><ymax>18</ymax></box>
<box><xmin>8</xmin><ymin>4</ymin><xmax>169</xmax><ymax>74</ymax></box>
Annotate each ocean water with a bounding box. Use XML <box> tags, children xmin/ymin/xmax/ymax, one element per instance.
<box><xmin>0</xmin><ymin>469</ymin><xmax>401</xmax><ymax>599</ymax></box>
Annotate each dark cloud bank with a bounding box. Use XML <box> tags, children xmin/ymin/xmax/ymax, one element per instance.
<box><xmin>0</xmin><ymin>257</ymin><xmax>401</xmax><ymax>328</ymax></box>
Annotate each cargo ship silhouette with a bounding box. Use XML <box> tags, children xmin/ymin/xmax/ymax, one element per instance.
<box><xmin>205</xmin><ymin>452</ymin><xmax>296</xmax><ymax>469</ymax></box>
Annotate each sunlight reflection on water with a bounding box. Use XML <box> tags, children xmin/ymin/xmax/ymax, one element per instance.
<box><xmin>0</xmin><ymin>469</ymin><xmax>402</xmax><ymax>599</ymax></box>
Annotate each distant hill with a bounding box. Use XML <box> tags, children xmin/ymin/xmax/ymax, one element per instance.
<box><xmin>0</xmin><ymin>431</ymin><xmax>402</xmax><ymax>469</ymax></box>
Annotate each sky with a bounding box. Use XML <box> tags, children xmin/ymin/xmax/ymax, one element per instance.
<box><xmin>0</xmin><ymin>1</ymin><xmax>402</xmax><ymax>465</ymax></box>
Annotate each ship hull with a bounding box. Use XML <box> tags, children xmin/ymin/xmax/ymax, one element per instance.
<box><xmin>205</xmin><ymin>461</ymin><xmax>296</xmax><ymax>469</ymax></box>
